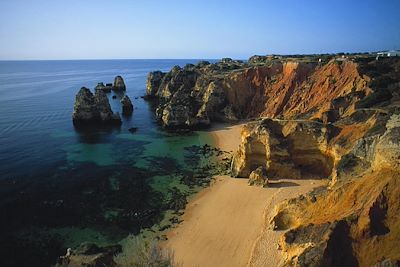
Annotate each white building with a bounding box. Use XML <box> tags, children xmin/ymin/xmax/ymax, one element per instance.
<box><xmin>377</xmin><ymin>50</ymin><xmax>400</xmax><ymax>58</ymax></box>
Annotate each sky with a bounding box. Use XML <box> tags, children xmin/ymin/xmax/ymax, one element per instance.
<box><xmin>0</xmin><ymin>0</ymin><xmax>399</xmax><ymax>60</ymax></box>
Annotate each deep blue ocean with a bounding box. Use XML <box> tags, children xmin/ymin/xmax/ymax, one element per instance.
<box><xmin>0</xmin><ymin>59</ymin><xmax>218</xmax><ymax>266</ymax></box>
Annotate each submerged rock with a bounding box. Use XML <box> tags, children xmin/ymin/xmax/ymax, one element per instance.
<box><xmin>120</xmin><ymin>95</ymin><xmax>133</xmax><ymax>115</ymax></box>
<box><xmin>128</xmin><ymin>127</ymin><xmax>138</xmax><ymax>133</ymax></box>
<box><xmin>113</xmin><ymin>75</ymin><xmax>126</xmax><ymax>91</ymax></box>
<box><xmin>72</xmin><ymin>87</ymin><xmax>121</xmax><ymax>126</ymax></box>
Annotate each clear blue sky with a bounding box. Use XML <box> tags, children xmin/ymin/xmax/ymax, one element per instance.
<box><xmin>0</xmin><ymin>0</ymin><xmax>399</xmax><ymax>60</ymax></box>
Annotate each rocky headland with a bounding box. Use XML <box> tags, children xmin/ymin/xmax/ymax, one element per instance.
<box><xmin>148</xmin><ymin>55</ymin><xmax>400</xmax><ymax>266</ymax></box>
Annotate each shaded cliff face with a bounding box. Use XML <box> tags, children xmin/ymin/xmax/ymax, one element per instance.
<box><xmin>146</xmin><ymin>58</ymin><xmax>373</xmax><ymax>128</ymax></box>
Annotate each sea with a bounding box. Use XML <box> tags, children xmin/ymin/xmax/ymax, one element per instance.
<box><xmin>0</xmin><ymin>59</ymin><xmax>218</xmax><ymax>266</ymax></box>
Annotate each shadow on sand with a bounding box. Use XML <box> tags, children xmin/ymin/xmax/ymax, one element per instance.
<box><xmin>268</xmin><ymin>181</ymin><xmax>300</xmax><ymax>188</ymax></box>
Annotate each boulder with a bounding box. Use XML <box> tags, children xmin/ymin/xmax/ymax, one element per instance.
<box><xmin>72</xmin><ymin>87</ymin><xmax>121</xmax><ymax>126</ymax></box>
<box><xmin>248</xmin><ymin>166</ymin><xmax>269</xmax><ymax>187</ymax></box>
<box><xmin>113</xmin><ymin>75</ymin><xmax>126</xmax><ymax>91</ymax></box>
<box><xmin>128</xmin><ymin>127</ymin><xmax>138</xmax><ymax>133</ymax></box>
<box><xmin>120</xmin><ymin>95</ymin><xmax>133</xmax><ymax>116</ymax></box>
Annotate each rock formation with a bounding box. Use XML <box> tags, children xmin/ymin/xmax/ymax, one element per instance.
<box><xmin>120</xmin><ymin>95</ymin><xmax>133</xmax><ymax>115</ymax></box>
<box><xmin>230</xmin><ymin>56</ymin><xmax>400</xmax><ymax>267</ymax></box>
<box><xmin>146</xmin><ymin>57</ymin><xmax>373</xmax><ymax>128</ymax></box>
<box><xmin>72</xmin><ymin>87</ymin><xmax>121</xmax><ymax>126</ymax></box>
<box><xmin>248</xmin><ymin>166</ymin><xmax>269</xmax><ymax>187</ymax></box>
<box><xmin>266</xmin><ymin>113</ymin><xmax>400</xmax><ymax>266</ymax></box>
<box><xmin>231</xmin><ymin>119</ymin><xmax>336</xmax><ymax>180</ymax></box>
<box><xmin>95</xmin><ymin>82</ymin><xmax>112</xmax><ymax>93</ymax></box>
<box><xmin>145</xmin><ymin>55</ymin><xmax>400</xmax><ymax>266</ymax></box>
<box><xmin>113</xmin><ymin>75</ymin><xmax>126</xmax><ymax>91</ymax></box>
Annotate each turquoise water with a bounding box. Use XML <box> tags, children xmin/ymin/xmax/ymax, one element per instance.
<box><xmin>0</xmin><ymin>60</ymin><xmax>217</xmax><ymax>267</ymax></box>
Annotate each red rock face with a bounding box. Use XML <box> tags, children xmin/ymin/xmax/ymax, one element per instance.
<box><xmin>223</xmin><ymin>60</ymin><xmax>370</xmax><ymax>120</ymax></box>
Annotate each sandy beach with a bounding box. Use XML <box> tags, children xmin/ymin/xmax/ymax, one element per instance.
<box><xmin>164</xmin><ymin>123</ymin><xmax>326</xmax><ymax>267</ymax></box>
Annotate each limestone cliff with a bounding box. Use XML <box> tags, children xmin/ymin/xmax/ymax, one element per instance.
<box><xmin>145</xmin><ymin>55</ymin><xmax>400</xmax><ymax>266</ymax></box>
<box><xmin>146</xmin><ymin>57</ymin><xmax>373</xmax><ymax>128</ymax></box>
<box><xmin>227</xmin><ymin>56</ymin><xmax>400</xmax><ymax>266</ymax></box>
<box><xmin>231</xmin><ymin>119</ymin><xmax>338</xmax><ymax>179</ymax></box>
<box><xmin>266</xmin><ymin>114</ymin><xmax>400</xmax><ymax>267</ymax></box>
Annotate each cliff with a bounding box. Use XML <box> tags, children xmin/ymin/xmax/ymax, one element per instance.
<box><xmin>146</xmin><ymin>57</ymin><xmax>373</xmax><ymax>128</ymax></box>
<box><xmin>146</xmin><ymin>55</ymin><xmax>400</xmax><ymax>266</ymax></box>
<box><xmin>228</xmin><ymin>56</ymin><xmax>400</xmax><ymax>266</ymax></box>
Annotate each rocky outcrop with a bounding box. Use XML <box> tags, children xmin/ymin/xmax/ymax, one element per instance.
<box><xmin>146</xmin><ymin>60</ymin><xmax>247</xmax><ymax>128</ymax></box>
<box><xmin>231</xmin><ymin>119</ymin><xmax>337</xmax><ymax>180</ymax></box>
<box><xmin>146</xmin><ymin>57</ymin><xmax>373</xmax><ymax>128</ymax></box>
<box><xmin>265</xmin><ymin>113</ymin><xmax>400</xmax><ymax>267</ymax></box>
<box><xmin>146</xmin><ymin>71</ymin><xmax>165</xmax><ymax>97</ymax></box>
<box><xmin>113</xmin><ymin>75</ymin><xmax>126</xmax><ymax>91</ymax></box>
<box><xmin>72</xmin><ymin>87</ymin><xmax>121</xmax><ymax>126</ymax></box>
<box><xmin>95</xmin><ymin>76</ymin><xmax>126</xmax><ymax>92</ymax></box>
<box><xmin>95</xmin><ymin>82</ymin><xmax>112</xmax><ymax>93</ymax></box>
<box><xmin>120</xmin><ymin>95</ymin><xmax>133</xmax><ymax>116</ymax></box>
<box><xmin>225</xmin><ymin>56</ymin><xmax>400</xmax><ymax>267</ymax></box>
<box><xmin>54</xmin><ymin>243</ymin><xmax>121</xmax><ymax>267</ymax></box>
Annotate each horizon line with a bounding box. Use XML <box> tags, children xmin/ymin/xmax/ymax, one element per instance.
<box><xmin>0</xmin><ymin>51</ymin><xmax>386</xmax><ymax>62</ymax></box>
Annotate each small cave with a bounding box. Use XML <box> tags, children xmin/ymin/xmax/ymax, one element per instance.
<box><xmin>368</xmin><ymin>188</ymin><xmax>390</xmax><ymax>236</ymax></box>
<box><xmin>321</xmin><ymin>220</ymin><xmax>359</xmax><ymax>267</ymax></box>
<box><xmin>288</xmin><ymin>132</ymin><xmax>335</xmax><ymax>179</ymax></box>
<box><xmin>291</xmin><ymin>151</ymin><xmax>334</xmax><ymax>178</ymax></box>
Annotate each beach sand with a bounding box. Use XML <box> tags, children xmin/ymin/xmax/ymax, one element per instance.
<box><xmin>163</xmin><ymin>123</ymin><xmax>326</xmax><ymax>267</ymax></box>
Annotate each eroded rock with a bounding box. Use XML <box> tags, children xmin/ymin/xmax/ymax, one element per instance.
<box><xmin>231</xmin><ymin>119</ymin><xmax>336</xmax><ymax>179</ymax></box>
<box><xmin>113</xmin><ymin>75</ymin><xmax>126</xmax><ymax>91</ymax></box>
<box><xmin>72</xmin><ymin>87</ymin><xmax>121</xmax><ymax>126</ymax></box>
<box><xmin>248</xmin><ymin>166</ymin><xmax>269</xmax><ymax>187</ymax></box>
<box><xmin>120</xmin><ymin>95</ymin><xmax>133</xmax><ymax>116</ymax></box>
<box><xmin>146</xmin><ymin>57</ymin><xmax>372</xmax><ymax>128</ymax></box>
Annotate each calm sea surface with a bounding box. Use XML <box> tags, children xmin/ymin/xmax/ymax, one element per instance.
<box><xmin>0</xmin><ymin>59</ymin><xmax>216</xmax><ymax>266</ymax></box>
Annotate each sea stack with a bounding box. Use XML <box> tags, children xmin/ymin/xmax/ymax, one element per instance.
<box><xmin>120</xmin><ymin>95</ymin><xmax>133</xmax><ymax>116</ymax></box>
<box><xmin>113</xmin><ymin>75</ymin><xmax>126</xmax><ymax>91</ymax></box>
<box><xmin>95</xmin><ymin>82</ymin><xmax>112</xmax><ymax>93</ymax></box>
<box><xmin>72</xmin><ymin>87</ymin><xmax>121</xmax><ymax>126</ymax></box>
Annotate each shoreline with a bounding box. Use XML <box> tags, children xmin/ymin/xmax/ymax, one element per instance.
<box><xmin>162</xmin><ymin>122</ymin><xmax>326</xmax><ymax>267</ymax></box>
